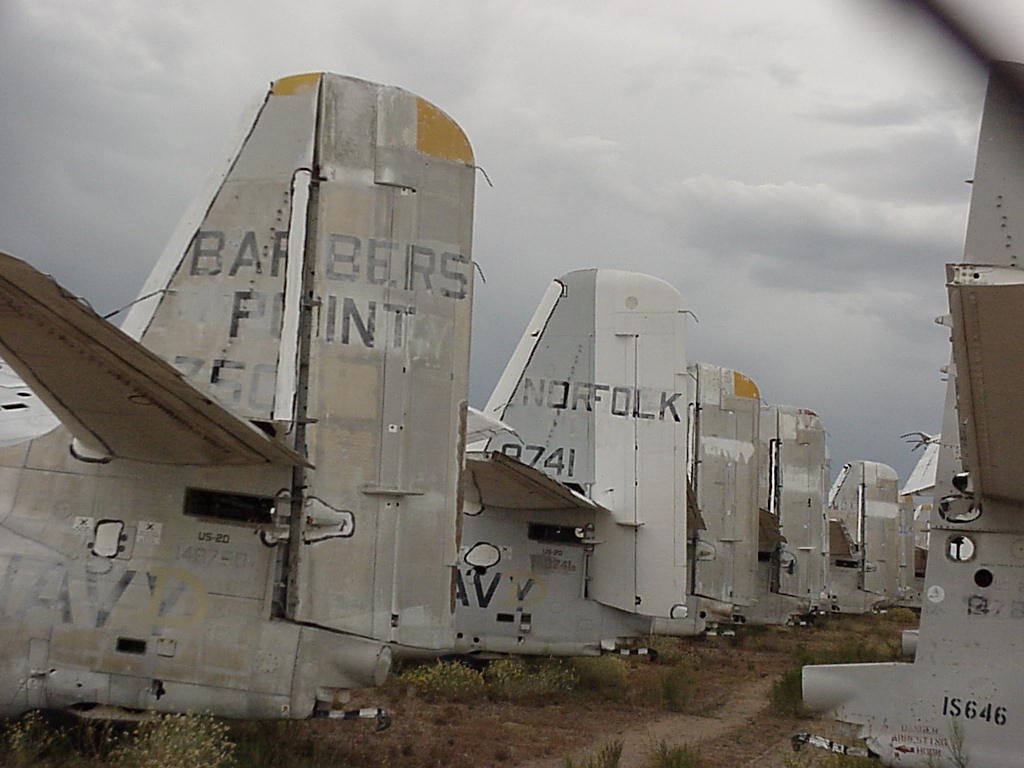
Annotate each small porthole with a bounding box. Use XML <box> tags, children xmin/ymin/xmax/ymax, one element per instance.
<box><xmin>974</xmin><ymin>569</ymin><xmax>994</xmax><ymax>588</ymax></box>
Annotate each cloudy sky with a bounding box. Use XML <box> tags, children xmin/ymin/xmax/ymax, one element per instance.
<box><xmin>1</xmin><ymin>0</ymin><xmax>1022</xmax><ymax>483</ymax></box>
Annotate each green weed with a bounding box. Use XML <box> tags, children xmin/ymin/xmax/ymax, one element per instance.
<box><xmin>395</xmin><ymin>660</ymin><xmax>486</xmax><ymax>702</ymax></box>
<box><xmin>661</xmin><ymin>662</ymin><xmax>696</xmax><ymax>713</ymax></box>
<box><xmin>769</xmin><ymin>668</ymin><xmax>807</xmax><ymax>718</ymax></box>
<box><xmin>570</xmin><ymin>656</ymin><xmax>627</xmax><ymax>700</ymax></box>
<box><xmin>485</xmin><ymin>657</ymin><xmax>578</xmax><ymax>702</ymax></box>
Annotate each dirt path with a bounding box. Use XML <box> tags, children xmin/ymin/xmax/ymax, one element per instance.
<box><xmin>516</xmin><ymin>676</ymin><xmax>776</xmax><ymax>768</ymax></box>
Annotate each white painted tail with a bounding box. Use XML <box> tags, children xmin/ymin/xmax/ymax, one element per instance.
<box><xmin>482</xmin><ymin>269</ymin><xmax>688</xmax><ymax>618</ymax></box>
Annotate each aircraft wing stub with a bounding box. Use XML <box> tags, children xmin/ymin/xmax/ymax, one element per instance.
<box><xmin>0</xmin><ymin>252</ymin><xmax>309</xmax><ymax>467</ymax></box>
<box><xmin>465</xmin><ymin>451</ymin><xmax>600</xmax><ymax>511</ymax></box>
<box><xmin>947</xmin><ymin>263</ymin><xmax>1024</xmax><ymax>503</ymax></box>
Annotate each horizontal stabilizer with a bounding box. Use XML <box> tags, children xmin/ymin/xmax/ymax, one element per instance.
<box><xmin>948</xmin><ymin>263</ymin><xmax>1024</xmax><ymax>502</ymax></box>
<box><xmin>465</xmin><ymin>452</ymin><xmax>598</xmax><ymax>511</ymax></box>
<box><xmin>0</xmin><ymin>252</ymin><xmax>308</xmax><ymax>466</ymax></box>
<box><xmin>466</xmin><ymin>407</ymin><xmax>518</xmax><ymax>447</ymax></box>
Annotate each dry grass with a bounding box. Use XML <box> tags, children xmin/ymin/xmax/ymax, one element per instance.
<box><xmin>110</xmin><ymin>713</ymin><xmax>234</xmax><ymax>768</ymax></box>
<box><xmin>564</xmin><ymin>739</ymin><xmax>623</xmax><ymax>768</ymax></box>
<box><xmin>648</xmin><ymin>740</ymin><xmax>702</xmax><ymax>768</ymax></box>
<box><xmin>0</xmin><ymin>612</ymin><xmax>918</xmax><ymax>768</ymax></box>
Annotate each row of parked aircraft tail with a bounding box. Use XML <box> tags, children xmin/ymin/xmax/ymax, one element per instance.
<box><xmin>0</xmin><ymin>65</ymin><xmax>1019</xmax><ymax>767</ymax></box>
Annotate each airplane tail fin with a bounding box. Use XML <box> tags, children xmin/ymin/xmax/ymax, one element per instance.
<box><xmin>828</xmin><ymin>460</ymin><xmax>900</xmax><ymax>598</ymax></box>
<box><xmin>760</xmin><ymin>405</ymin><xmax>828</xmax><ymax>603</ymax></box>
<box><xmin>482</xmin><ymin>269</ymin><xmax>688</xmax><ymax>618</ymax></box>
<box><xmin>688</xmin><ymin>363</ymin><xmax>761</xmax><ymax>609</ymax></box>
<box><xmin>112</xmin><ymin>74</ymin><xmax>476</xmax><ymax>648</ymax></box>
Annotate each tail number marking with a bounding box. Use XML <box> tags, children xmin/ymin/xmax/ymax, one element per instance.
<box><xmin>942</xmin><ymin>696</ymin><xmax>1007</xmax><ymax>725</ymax></box>
<box><xmin>500</xmin><ymin>444</ymin><xmax>576</xmax><ymax>477</ymax></box>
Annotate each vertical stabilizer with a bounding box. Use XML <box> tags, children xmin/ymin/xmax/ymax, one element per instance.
<box><xmin>828</xmin><ymin>460</ymin><xmax>900</xmax><ymax>600</ymax></box>
<box><xmin>803</xmin><ymin>62</ymin><xmax>1024</xmax><ymax>768</ymax></box>
<box><xmin>118</xmin><ymin>74</ymin><xmax>475</xmax><ymax>649</ymax></box>
<box><xmin>963</xmin><ymin>62</ymin><xmax>1024</xmax><ymax>270</ymax></box>
<box><xmin>299</xmin><ymin>77</ymin><xmax>474</xmax><ymax>649</ymax></box>
<box><xmin>759</xmin><ymin>405</ymin><xmax>829</xmax><ymax>606</ymax></box>
<box><xmin>484</xmin><ymin>270</ymin><xmax>688</xmax><ymax>617</ymax></box>
<box><xmin>689</xmin><ymin>364</ymin><xmax>760</xmax><ymax>610</ymax></box>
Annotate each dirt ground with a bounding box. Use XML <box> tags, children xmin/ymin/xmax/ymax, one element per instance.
<box><xmin>4</xmin><ymin>612</ymin><xmax>910</xmax><ymax>767</ymax></box>
<box><xmin>281</xmin><ymin>611</ymin><xmax>914</xmax><ymax>768</ymax></box>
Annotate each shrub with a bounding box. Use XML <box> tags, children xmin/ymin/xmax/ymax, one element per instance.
<box><xmin>769</xmin><ymin>668</ymin><xmax>806</xmax><ymax>718</ymax></box>
<box><xmin>649</xmin><ymin>740</ymin><xmax>701</xmax><ymax>768</ymax></box>
<box><xmin>644</xmin><ymin>635</ymin><xmax>686</xmax><ymax>665</ymax></box>
<box><xmin>565</xmin><ymin>739</ymin><xmax>623</xmax><ymax>768</ymax></box>
<box><xmin>485</xmin><ymin>657</ymin><xmax>578</xmax><ymax>702</ymax></box>
<box><xmin>662</xmin><ymin>662</ymin><xmax>696</xmax><ymax>713</ymax></box>
<box><xmin>796</xmin><ymin>635</ymin><xmax>894</xmax><ymax>667</ymax></box>
<box><xmin>110</xmin><ymin>712</ymin><xmax>234</xmax><ymax>768</ymax></box>
<box><xmin>2</xmin><ymin>711</ymin><xmax>62</xmax><ymax>768</ymax></box>
<box><xmin>570</xmin><ymin>656</ymin><xmax>627</xmax><ymax>700</ymax></box>
<box><xmin>396</xmin><ymin>660</ymin><xmax>486</xmax><ymax>702</ymax></box>
<box><xmin>70</xmin><ymin>719</ymin><xmax>123</xmax><ymax>762</ymax></box>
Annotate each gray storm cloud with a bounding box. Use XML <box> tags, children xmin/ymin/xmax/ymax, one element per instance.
<box><xmin>2</xmin><ymin>0</ymin><xmax>1020</xmax><ymax>482</ymax></box>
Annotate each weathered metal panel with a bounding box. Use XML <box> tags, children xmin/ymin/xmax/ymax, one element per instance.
<box><xmin>450</xmin><ymin>504</ymin><xmax>653</xmax><ymax>656</ymax></box>
<box><xmin>963</xmin><ymin>64</ymin><xmax>1024</xmax><ymax>270</ymax></box>
<box><xmin>861</xmin><ymin>462</ymin><xmax>900</xmax><ymax>598</ymax></box>
<box><xmin>0</xmin><ymin>421</ymin><xmax>300</xmax><ymax>717</ymax></box>
<box><xmin>139</xmin><ymin>80</ymin><xmax>319</xmax><ymax>423</ymax></box>
<box><xmin>689</xmin><ymin>364</ymin><xmax>760</xmax><ymax>610</ymax></box>
<box><xmin>771</xmin><ymin>405</ymin><xmax>829</xmax><ymax>605</ymax></box>
<box><xmin>0</xmin><ymin>364</ymin><xmax>59</xmax><ymax>448</ymax></box>
<box><xmin>589</xmin><ymin>272</ymin><xmax>688</xmax><ymax>617</ymax></box>
<box><xmin>948</xmin><ymin>265</ymin><xmax>1024</xmax><ymax>503</ymax></box>
<box><xmin>295</xmin><ymin>76</ymin><xmax>474</xmax><ymax>649</ymax></box>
